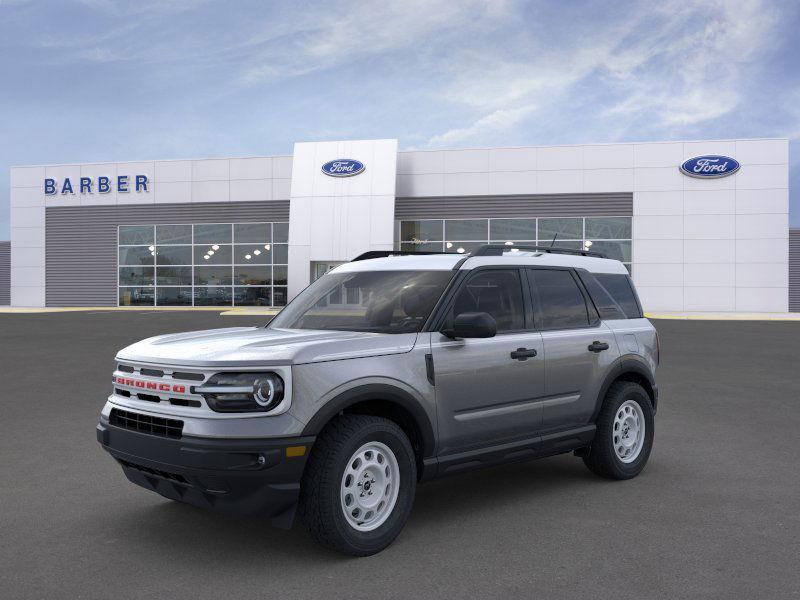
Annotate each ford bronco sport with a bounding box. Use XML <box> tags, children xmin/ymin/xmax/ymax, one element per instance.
<box><xmin>97</xmin><ymin>244</ymin><xmax>658</xmax><ymax>556</ymax></box>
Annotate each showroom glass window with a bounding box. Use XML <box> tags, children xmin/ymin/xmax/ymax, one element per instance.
<box><xmin>118</xmin><ymin>222</ymin><xmax>288</xmax><ymax>307</ymax></box>
<box><xmin>397</xmin><ymin>217</ymin><xmax>632</xmax><ymax>273</ymax></box>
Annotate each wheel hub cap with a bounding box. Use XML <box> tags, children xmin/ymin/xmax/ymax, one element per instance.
<box><xmin>612</xmin><ymin>400</ymin><xmax>646</xmax><ymax>463</ymax></box>
<box><xmin>340</xmin><ymin>442</ymin><xmax>400</xmax><ymax>532</ymax></box>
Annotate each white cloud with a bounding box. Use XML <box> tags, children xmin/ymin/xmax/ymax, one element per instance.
<box><xmin>428</xmin><ymin>105</ymin><xmax>536</xmax><ymax>145</ymax></box>
<box><xmin>602</xmin><ymin>0</ymin><xmax>781</xmax><ymax>127</ymax></box>
<box><xmin>422</xmin><ymin>0</ymin><xmax>787</xmax><ymax>146</ymax></box>
<box><xmin>239</xmin><ymin>0</ymin><xmax>513</xmax><ymax>85</ymax></box>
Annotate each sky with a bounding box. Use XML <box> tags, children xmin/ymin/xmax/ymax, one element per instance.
<box><xmin>1</xmin><ymin>0</ymin><xmax>799</xmax><ymax>238</ymax></box>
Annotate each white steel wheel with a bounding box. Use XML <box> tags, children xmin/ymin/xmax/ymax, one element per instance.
<box><xmin>613</xmin><ymin>400</ymin><xmax>646</xmax><ymax>463</ymax></box>
<box><xmin>340</xmin><ymin>441</ymin><xmax>400</xmax><ymax>532</ymax></box>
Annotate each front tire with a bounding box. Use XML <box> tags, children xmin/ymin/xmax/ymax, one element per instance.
<box><xmin>299</xmin><ymin>414</ymin><xmax>417</xmax><ymax>556</ymax></box>
<box><xmin>583</xmin><ymin>381</ymin><xmax>654</xmax><ymax>479</ymax></box>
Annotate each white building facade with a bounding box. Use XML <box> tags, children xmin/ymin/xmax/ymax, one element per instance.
<box><xmin>7</xmin><ymin>137</ymin><xmax>792</xmax><ymax>312</ymax></box>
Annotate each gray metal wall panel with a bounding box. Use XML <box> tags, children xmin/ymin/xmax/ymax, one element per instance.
<box><xmin>0</xmin><ymin>241</ymin><xmax>10</xmax><ymax>306</ymax></box>
<box><xmin>45</xmin><ymin>201</ymin><xmax>290</xmax><ymax>307</ymax></box>
<box><xmin>790</xmin><ymin>228</ymin><xmax>800</xmax><ymax>312</ymax></box>
<box><xmin>394</xmin><ymin>193</ymin><xmax>633</xmax><ymax>219</ymax></box>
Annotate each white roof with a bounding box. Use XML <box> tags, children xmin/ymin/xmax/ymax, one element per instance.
<box><xmin>334</xmin><ymin>254</ymin><xmax>462</xmax><ymax>273</ymax></box>
<box><xmin>333</xmin><ymin>251</ymin><xmax>628</xmax><ymax>275</ymax></box>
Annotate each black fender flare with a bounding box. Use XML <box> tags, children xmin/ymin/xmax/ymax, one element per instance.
<box><xmin>592</xmin><ymin>355</ymin><xmax>658</xmax><ymax>420</ymax></box>
<box><xmin>301</xmin><ymin>383</ymin><xmax>437</xmax><ymax>459</ymax></box>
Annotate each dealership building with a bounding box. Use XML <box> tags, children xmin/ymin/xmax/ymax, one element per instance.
<box><xmin>3</xmin><ymin>137</ymin><xmax>798</xmax><ymax>312</ymax></box>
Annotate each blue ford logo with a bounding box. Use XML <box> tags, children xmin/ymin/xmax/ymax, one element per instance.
<box><xmin>321</xmin><ymin>159</ymin><xmax>365</xmax><ymax>177</ymax></box>
<box><xmin>680</xmin><ymin>155</ymin><xmax>740</xmax><ymax>178</ymax></box>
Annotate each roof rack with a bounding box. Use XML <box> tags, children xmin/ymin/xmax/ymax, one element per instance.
<box><xmin>350</xmin><ymin>244</ymin><xmax>607</xmax><ymax>263</ymax></box>
<box><xmin>351</xmin><ymin>250</ymin><xmax>452</xmax><ymax>262</ymax></box>
<box><xmin>470</xmin><ymin>244</ymin><xmax>607</xmax><ymax>258</ymax></box>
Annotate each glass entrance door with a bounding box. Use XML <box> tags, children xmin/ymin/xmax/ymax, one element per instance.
<box><xmin>311</xmin><ymin>261</ymin><xmax>361</xmax><ymax>306</ymax></box>
<box><xmin>312</xmin><ymin>262</ymin><xmax>344</xmax><ymax>281</ymax></box>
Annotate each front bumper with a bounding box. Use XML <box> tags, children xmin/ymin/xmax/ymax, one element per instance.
<box><xmin>97</xmin><ymin>419</ymin><xmax>315</xmax><ymax>528</ymax></box>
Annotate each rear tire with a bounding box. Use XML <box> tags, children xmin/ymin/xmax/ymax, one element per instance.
<box><xmin>583</xmin><ymin>381</ymin><xmax>654</xmax><ymax>479</ymax></box>
<box><xmin>299</xmin><ymin>414</ymin><xmax>417</xmax><ymax>556</ymax></box>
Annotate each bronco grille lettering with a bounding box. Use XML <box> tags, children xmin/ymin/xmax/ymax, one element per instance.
<box><xmin>113</xmin><ymin>376</ymin><xmax>186</xmax><ymax>394</ymax></box>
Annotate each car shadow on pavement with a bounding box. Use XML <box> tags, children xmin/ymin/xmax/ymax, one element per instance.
<box><xmin>99</xmin><ymin>453</ymin><xmax>603</xmax><ymax>563</ymax></box>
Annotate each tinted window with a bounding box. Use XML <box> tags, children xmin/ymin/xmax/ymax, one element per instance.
<box><xmin>538</xmin><ymin>218</ymin><xmax>582</xmax><ymax>241</ymax></box>
<box><xmin>594</xmin><ymin>273</ymin><xmax>642</xmax><ymax>318</ymax></box>
<box><xmin>445</xmin><ymin>219</ymin><xmax>488</xmax><ymax>241</ymax></box>
<box><xmin>576</xmin><ymin>271</ymin><xmax>626</xmax><ymax>320</ymax></box>
<box><xmin>119</xmin><ymin>225</ymin><xmax>153</xmax><ymax>245</ymax></box>
<box><xmin>530</xmin><ymin>269</ymin><xmax>590</xmax><ymax>329</ymax></box>
<box><xmin>448</xmin><ymin>270</ymin><xmax>525</xmax><ymax>332</ymax></box>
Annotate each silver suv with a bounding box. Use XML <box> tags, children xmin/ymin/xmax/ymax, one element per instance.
<box><xmin>97</xmin><ymin>245</ymin><xmax>659</xmax><ymax>556</ymax></box>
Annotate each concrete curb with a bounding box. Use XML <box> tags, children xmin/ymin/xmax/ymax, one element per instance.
<box><xmin>0</xmin><ymin>306</ymin><xmax>280</xmax><ymax>315</ymax></box>
<box><xmin>646</xmin><ymin>312</ymin><xmax>800</xmax><ymax>321</ymax></box>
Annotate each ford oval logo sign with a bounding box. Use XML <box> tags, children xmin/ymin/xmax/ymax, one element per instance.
<box><xmin>321</xmin><ymin>159</ymin><xmax>365</xmax><ymax>177</ymax></box>
<box><xmin>680</xmin><ymin>155</ymin><xmax>740</xmax><ymax>178</ymax></box>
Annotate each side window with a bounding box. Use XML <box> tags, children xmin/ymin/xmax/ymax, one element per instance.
<box><xmin>447</xmin><ymin>269</ymin><xmax>525</xmax><ymax>332</ymax></box>
<box><xmin>576</xmin><ymin>270</ymin><xmax>627</xmax><ymax>320</ymax></box>
<box><xmin>593</xmin><ymin>273</ymin><xmax>643</xmax><ymax>318</ymax></box>
<box><xmin>529</xmin><ymin>269</ymin><xmax>590</xmax><ymax>330</ymax></box>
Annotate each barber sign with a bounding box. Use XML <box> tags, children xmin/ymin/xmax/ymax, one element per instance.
<box><xmin>680</xmin><ymin>155</ymin><xmax>740</xmax><ymax>178</ymax></box>
<box><xmin>321</xmin><ymin>159</ymin><xmax>365</xmax><ymax>177</ymax></box>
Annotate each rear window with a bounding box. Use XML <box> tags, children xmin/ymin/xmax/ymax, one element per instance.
<box><xmin>576</xmin><ymin>271</ymin><xmax>626</xmax><ymax>320</ymax></box>
<box><xmin>593</xmin><ymin>273</ymin><xmax>643</xmax><ymax>319</ymax></box>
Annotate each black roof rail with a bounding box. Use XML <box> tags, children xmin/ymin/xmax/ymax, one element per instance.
<box><xmin>351</xmin><ymin>250</ymin><xmax>453</xmax><ymax>262</ymax></box>
<box><xmin>469</xmin><ymin>244</ymin><xmax>607</xmax><ymax>258</ymax></box>
<box><xmin>351</xmin><ymin>244</ymin><xmax>607</xmax><ymax>264</ymax></box>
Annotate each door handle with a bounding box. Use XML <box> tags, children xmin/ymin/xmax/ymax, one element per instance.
<box><xmin>510</xmin><ymin>347</ymin><xmax>538</xmax><ymax>361</ymax></box>
<box><xmin>588</xmin><ymin>341</ymin><xmax>610</xmax><ymax>353</ymax></box>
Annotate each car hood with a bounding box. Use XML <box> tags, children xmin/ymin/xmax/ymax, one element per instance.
<box><xmin>115</xmin><ymin>327</ymin><xmax>419</xmax><ymax>367</ymax></box>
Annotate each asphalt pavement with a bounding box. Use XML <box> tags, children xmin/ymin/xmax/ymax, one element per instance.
<box><xmin>1</xmin><ymin>312</ymin><xmax>798</xmax><ymax>599</ymax></box>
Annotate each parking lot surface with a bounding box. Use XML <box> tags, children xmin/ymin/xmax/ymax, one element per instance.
<box><xmin>1</xmin><ymin>312</ymin><xmax>799</xmax><ymax>599</ymax></box>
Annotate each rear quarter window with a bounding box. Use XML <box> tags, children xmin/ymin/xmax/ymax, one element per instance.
<box><xmin>593</xmin><ymin>273</ymin><xmax>643</xmax><ymax>319</ymax></box>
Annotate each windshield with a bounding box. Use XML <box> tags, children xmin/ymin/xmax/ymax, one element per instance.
<box><xmin>269</xmin><ymin>270</ymin><xmax>453</xmax><ymax>333</ymax></box>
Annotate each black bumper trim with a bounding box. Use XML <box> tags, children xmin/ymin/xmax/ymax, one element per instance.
<box><xmin>97</xmin><ymin>421</ymin><xmax>315</xmax><ymax>528</ymax></box>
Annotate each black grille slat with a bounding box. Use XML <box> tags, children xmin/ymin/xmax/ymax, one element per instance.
<box><xmin>136</xmin><ymin>393</ymin><xmax>160</xmax><ymax>403</ymax></box>
<box><xmin>118</xmin><ymin>459</ymin><xmax>188</xmax><ymax>484</ymax></box>
<box><xmin>169</xmin><ymin>398</ymin><xmax>202</xmax><ymax>408</ymax></box>
<box><xmin>117</xmin><ymin>364</ymin><xmax>134</xmax><ymax>373</ymax></box>
<box><xmin>109</xmin><ymin>408</ymin><xmax>183</xmax><ymax>439</ymax></box>
<box><xmin>140</xmin><ymin>368</ymin><xmax>165</xmax><ymax>377</ymax></box>
<box><xmin>171</xmin><ymin>371</ymin><xmax>205</xmax><ymax>382</ymax></box>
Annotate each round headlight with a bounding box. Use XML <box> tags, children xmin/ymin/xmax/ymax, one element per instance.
<box><xmin>254</xmin><ymin>378</ymin><xmax>275</xmax><ymax>406</ymax></box>
<box><xmin>253</xmin><ymin>375</ymin><xmax>284</xmax><ymax>410</ymax></box>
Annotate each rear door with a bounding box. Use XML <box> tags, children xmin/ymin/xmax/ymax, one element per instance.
<box><xmin>527</xmin><ymin>268</ymin><xmax>619</xmax><ymax>433</ymax></box>
<box><xmin>431</xmin><ymin>268</ymin><xmax>545</xmax><ymax>455</ymax></box>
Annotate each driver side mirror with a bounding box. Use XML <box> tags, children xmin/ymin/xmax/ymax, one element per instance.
<box><xmin>442</xmin><ymin>311</ymin><xmax>497</xmax><ymax>339</ymax></box>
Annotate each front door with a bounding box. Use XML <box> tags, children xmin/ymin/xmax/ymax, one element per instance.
<box><xmin>431</xmin><ymin>268</ymin><xmax>545</xmax><ymax>455</ymax></box>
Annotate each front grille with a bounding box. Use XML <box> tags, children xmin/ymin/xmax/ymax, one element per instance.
<box><xmin>113</xmin><ymin>363</ymin><xmax>208</xmax><ymax>409</ymax></box>
<box><xmin>109</xmin><ymin>408</ymin><xmax>183</xmax><ymax>439</ymax></box>
<box><xmin>118</xmin><ymin>459</ymin><xmax>188</xmax><ymax>484</ymax></box>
